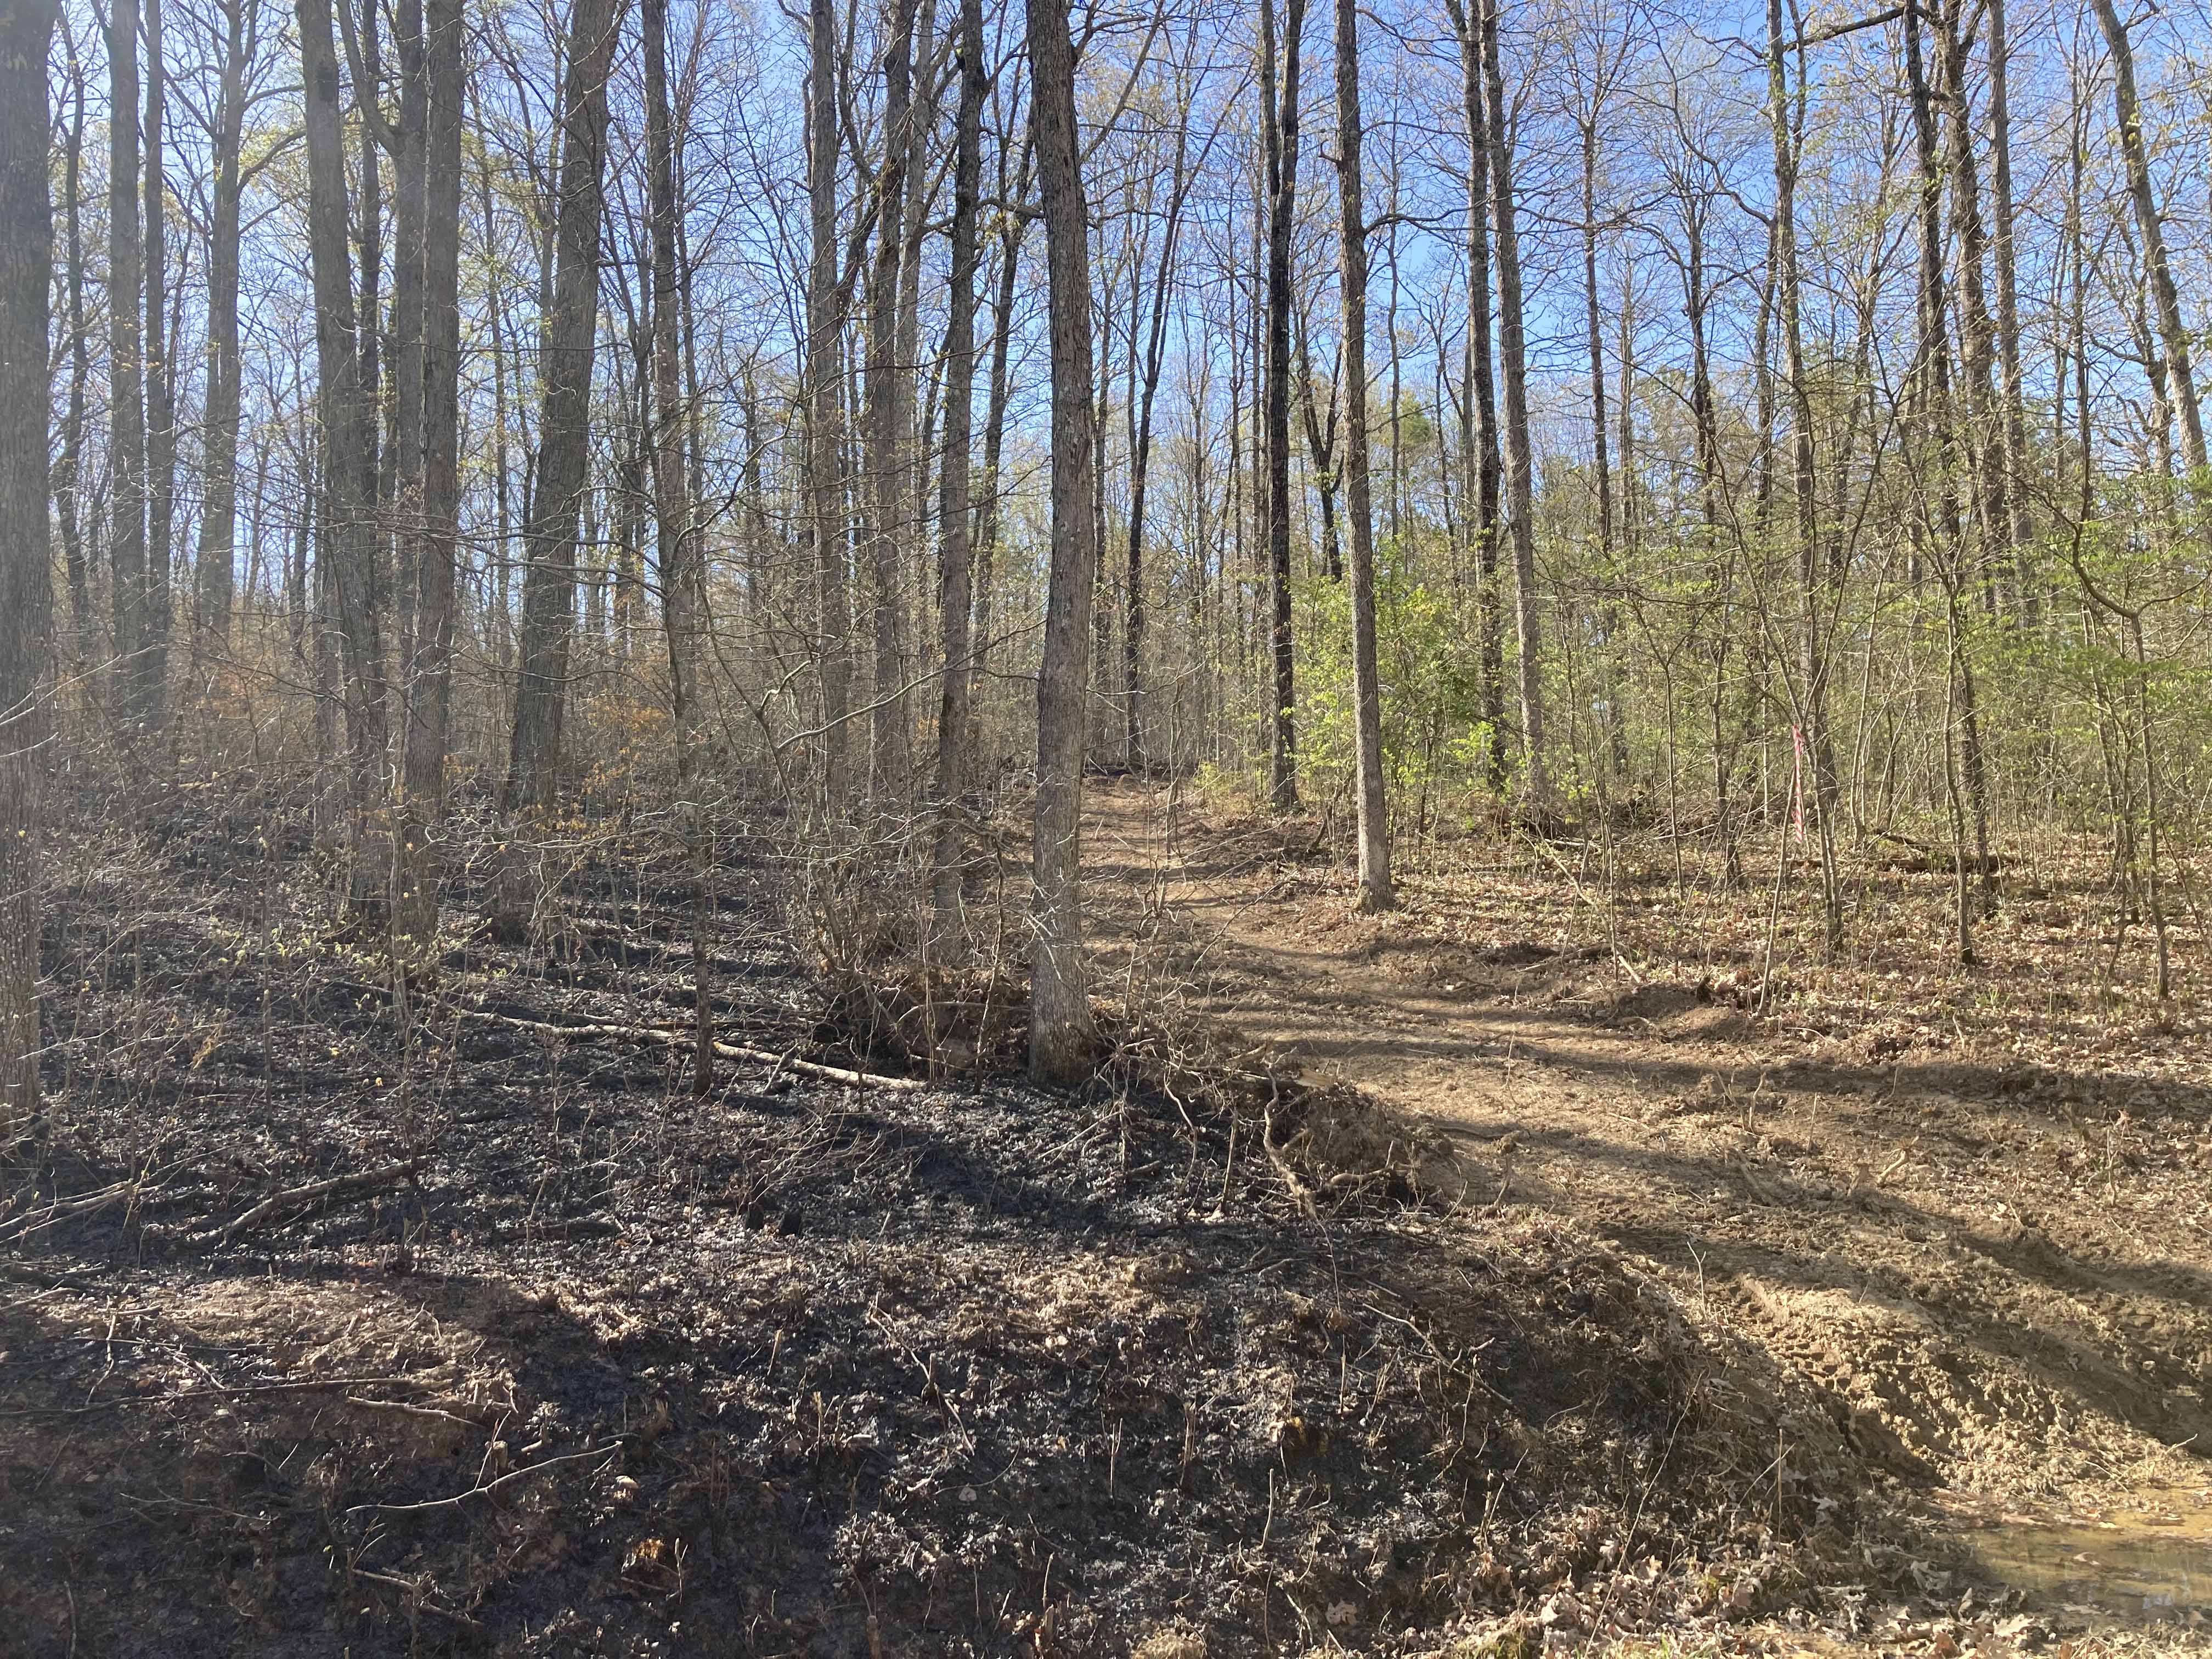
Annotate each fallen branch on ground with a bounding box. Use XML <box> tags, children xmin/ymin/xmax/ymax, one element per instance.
<box><xmin>449</xmin><ymin>1005</ymin><xmax>928</xmax><ymax>1090</ymax></box>
<box><xmin>197</xmin><ymin>1159</ymin><xmax>423</xmax><ymax>1246</ymax></box>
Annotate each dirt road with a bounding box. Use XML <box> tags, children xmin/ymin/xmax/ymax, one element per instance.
<box><xmin>1084</xmin><ymin>780</ymin><xmax>2212</xmax><ymax>1631</ymax></box>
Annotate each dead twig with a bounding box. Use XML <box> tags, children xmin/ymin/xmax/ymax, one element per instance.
<box><xmin>449</xmin><ymin>1004</ymin><xmax>928</xmax><ymax>1090</ymax></box>
<box><xmin>344</xmin><ymin>1440</ymin><xmax>621</xmax><ymax>1517</ymax></box>
<box><xmin>195</xmin><ymin>1159</ymin><xmax>422</xmax><ymax>1247</ymax></box>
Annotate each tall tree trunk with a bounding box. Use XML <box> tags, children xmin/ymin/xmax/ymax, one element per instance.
<box><xmin>1024</xmin><ymin>0</ymin><xmax>1099</xmax><ymax>1084</ymax></box>
<box><xmin>864</xmin><ymin>0</ymin><xmax>919</xmax><ymax>803</ymax></box>
<box><xmin>0</xmin><ymin>0</ymin><xmax>58</xmax><ymax>1121</ymax></box>
<box><xmin>1904</xmin><ymin>0</ymin><xmax>1987</xmax><ymax>941</ymax></box>
<box><xmin>641</xmin><ymin>0</ymin><xmax>712</xmax><ymax>1085</ymax></box>
<box><xmin>143</xmin><ymin>0</ymin><xmax>174</xmax><ymax>730</ymax></box>
<box><xmin>298</xmin><ymin>0</ymin><xmax>393</xmax><ymax>915</ymax></box>
<box><xmin>194</xmin><ymin>0</ymin><xmax>251</xmax><ymax>646</ymax></box>
<box><xmin>1482</xmin><ymin>0</ymin><xmax>1544</xmax><ymax>804</ymax></box>
<box><xmin>970</xmin><ymin>131</ymin><xmax>1030</xmax><ymax>701</ymax></box>
<box><xmin>1334</xmin><ymin>0</ymin><xmax>1392</xmax><ymax>911</ymax></box>
<box><xmin>109</xmin><ymin>0</ymin><xmax>148</xmax><ymax>723</ymax></box>
<box><xmin>2087</xmin><ymin>0</ymin><xmax>2208</xmax><ymax>477</ymax></box>
<box><xmin>806</xmin><ymin>0</ymin><xmax>851</xmax><ymax>806</ymax></box>
<box><xmin>387</xmin><ymin>0</ymin><xmax>428</xmax><ymax>671</ymax></box>
<box><xmin>1258</xmin><ymin>0</ymin><xmax>1305</xmax><ymax>811</ymax></box>
<box><xmin>1293</xmin><ymin>303</ymin><xmax>1340</xmax><ymax>582</ymax></box>
<box><xmin>1768</xmin><ymin>1</ymin><xmax>1841</xmax><ymax>945</ymax></box>
<box><xmin>503</xmin><ymin>0</ymin><xmax>627</xmax><ymax>818</ymax></box>
<box><xmin>1125</xmin><ymin>93</ymin><xmax>1195</xmax><ymax>774</ymax></box>
<box><xmin>394</xmin><ymin>0</ymin><xmax>462</xmax><ymax>945</ymax></box>
<box><xmin>54</xmin><ymin>59</ymin><xmax>91</xmax><ymax>634</ymax></box>
<box><xmin>1985</xmin><ymin>0</ymin><xmax>2035</xmax><ymax>600</ymax></box>
<box><xmin>1935</xmin><ymin>0</ymin><xmax>2004</xmax><ymax>613</ymax></box>
<box><xmin>1445</xmin><ymin>0</ymin><xmax>1504</xmax><ymax>792</ymax></box>
<box><xmin>930</xmin><ymin>0</ymin><xmax>985</xmax><ymax>952</ymax></box>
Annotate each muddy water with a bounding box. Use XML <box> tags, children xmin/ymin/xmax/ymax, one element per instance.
<box><xmin>1962</xmin><ymin>1500</ymin><xmax>2212</xmax><ymax>1620</ymax></box>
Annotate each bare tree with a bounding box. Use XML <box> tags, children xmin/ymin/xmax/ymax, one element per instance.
<box><xmin>143</xmin><ymin>0</ymin><xmax>176</xmax><ymax>726</ymax></box>
<box><xmin>393</xmin><ymin>0</ymin><xmax>465</xmax><ymax>945</ymax></box>
<box><xmin>504</xmin><ymin>0</ymin><xmax>629</xmax><ymax>820</ymax></box>
<box><xmin>1025</xmin><ymin>0</ymin><xmax>1100</xmax><ymax>1084</ymax></box>
<box><xmin>1258</xmin><ymin>0</ymin><xmax>1306</xmax><ymax>811</ymax></box>
<box><xmin>2087</xmin><ymin>0</ymin><xmax>2206</xmax><ymax>478</ymax></box>
<box><xmin>110</xmin><ymin>0</ymin><xmax>150</xmax><ymax>722</ymax></box>
<box><xmin>1481</xmin><ymin>0</ymin><xmax>1544</xmax><ymax>803</ymax></box>
<box><xmin>862</xmin><ymin>0</ymin><xmax>921</xmax><ymax>802</ymax></box>
<box><xmin>1333</xmin><ymin>0</ymin><xmax>1391</xmax><ymax>909</ymax></box>
<box><xmin>1443</xmin><ymin>0</ymin><xmax>1505</xmax><ymax>792</ymax></box>
<box><xmin>0</xmin><ymin>0</ymin><xmax>57</xmax><ymax>1120</ymax></box>
<box><xmin>298</xmin><ymin>0</ymin><xmax>394</xmax><ymax>914</ymax></box>
<box><xmin>806</xmin><ymin>0</ymin><xmax>853</xmax><ymax>807</ymax></box>
<box><xmin>930</xmin><ymin>0</ymin><xmax>986</xmax><ymax>950</ymax></box>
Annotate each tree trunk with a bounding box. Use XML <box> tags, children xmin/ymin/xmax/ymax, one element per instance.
<box><xmin>1482</xmin><ymin>0</ymin><xmax>1544</xmax><ymax>804</ymax></box>
<box><xmin>0</xmin><ymin>0</ymin><xmax>58</xmax><ymax>1121</ymax></box>
<box><xmin>1768</xmin><ymin>0</ymin><xmax>1840</xmax><ymax>945</ymax></box>
<box><xmin>806</xmin><ymin>0</ymin><xmax>851</xmax><ymax>807</ymax></box>
<box><xmin>393</xmin><ymin>0</ymin><xmax>462</xmax><ymax>946</ymax></box>
<box><xmin>1024</xmin><ymin>0</ymin><xmax>1099</xmax><ymax>1085</ymax></box>
<box><xmin>109</xmin><ymin>0</ymin><xmax>148</xmax><ymax>723</ymax></box>
<box><xmin>194</xmin><ymin>0</ymin><xmax>250</xmax><ymax>646</ymax></box>
<box><xmin>1125</xmin><ymin>91</ymin><xmax>1195</xmax><ymax>774</ymax></box>
<box><xmin>864</xmin><ymin>0</ymin><xmax>919</xmax><ymax>804</ymax></box>
<box><xmin>54</xmin><ymin>59</ymin><xmax>91</xmax><ymax>634</ymax></box>
<box><xmin>1258</xmin><ymin>0</ymin><xmax>1305</xmax><ymax>812</ymax></box>
<box><xmin>930</xmin><ymin>0</ymin><xmax>985</xmax><ymax>953</ymax></box>
<box><xmin>143</xmin><ymin>0</ymin><xmax>174</xmax><ymax>730</ymax></box>
<box><xmin>640</xmin><ymin>0</ymin><xmax>712</xmax><ymax>1086</ymax></box>
<box><xmin>298</xmin><ymin>0</ymin><xmax>393</xmax><ymax>916</ymax></box>
<box><xmin>970</xmin><ymin>132</ymin><xmax>1030</xmax><ymax>703</ymax></box>
<box><xmin>1333</xmin><ymin>0</ymin><xmax>1392</xmax><ymax>911</ymax></box>
<box><xmin>1985</xmin><ymin>0</ymin><xmax>2036</xmax><ymax>599</ymax></box>
<box><xmin>504</xmin><ymin>0</ymin><xmax>627</xmax><ymax>819</ymax></box>
<box><xmin>2087</xmin><ymin>0</ymin><xmax>2208</xmax><ymax>477</ymax></box>
<box><xmin>1444</xmin><ymin>0</ymin><xmax>1504</xmax><ymax>793</ymax></box>
<box><xmin>387</xmin><ymin>0</ymin><xmax>428</xmax><ymax>672</ymax></box>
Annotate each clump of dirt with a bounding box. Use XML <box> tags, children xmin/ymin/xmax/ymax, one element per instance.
<box><xmin>2</xmin><ymin>778</ymin><xmax>1895</xmax><ymax>1657</ymax></box>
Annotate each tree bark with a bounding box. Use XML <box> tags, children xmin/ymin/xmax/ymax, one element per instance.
<box><xmin>1334</xmin><ymin>0</ymin><xmax>1393</xmax><ymax>910</ymax></box>
<box><xmin>2087</xmin><ymin>0</ymin><xmax>2207</xmax><ymax>477</ymax></box>
<box><xmin>1768</xmin><ymin>0</ymin><xmax>1841</xmax><ymax>945</ymax></box>
<box><xmin>1258</xmin><ymin>0</ymin><xmax>1305</xmax><ymax>811</ymax></box>
<box><xmin>504</xmin><ymin>0</ymin><xmax>627</xmax><ymax>818</ymax></box>
<box><xmin>193</xmin><ymin>0</ymin><xmax>251</xmax><ymax>645</ymax></box>
<box><xmin>393</xmin><ymin>0</ymin><xmax>463</xmax><ymax>945</ymax></box>
<box><xmin>1444</xmin><ymin>0</ymin><xmax>1504</xmax><ymax>793</ymax></box>
<box><xmin>109</xmin><ymin>0</ymin><xmax>149</xmax><ymax>723</ymax></box>
<box><xmin>1125</xmin><ymin>87</ymin><xmax>1196</xmax><ymax>774</ymax></box>
<box><xmin>0</xmin><ymin>0</ymin><xmax>58</xmax><ymax>1121</ymax></box>
<box><xmin>970</xmin><ymin>131</ymin><xmax>1030</xmax><ymax>703</ymax></box>
<box><xmin>1985</xmin><ymin>0</ymin><xmax>2035</xmax><ymax>599</ymax></box>
<box><xmin>143</xmin><ymin>0</ymin><xmax>175</xmax><ymax>729</ymax></box>
<box><xmin>54</xmin><ymin>56</ymin><xmax>91</xmax><ymax>634</ymax></box>
<box><xmin>1481</xmin><ymin>0</ymin><xmax>1544</xmax><ymax>804</ymax></box>
<box><xmin>298</xmin><ymin>0</ymin><xmax>393</xmax><ymax>913</ymax></box>
<box><xmin>1024</xmin><ymin>0</ymin><xmax>1099</xmax><ymax>1085</ymax></box>
<box><xmin>930</xmin><ymin>0</ymin><xmax>985</xmax><ymax>952</ymax></box>
<box><xmin>806</xmin><ymin>0</ymin><xmax>852</xmax><ymax>807</ymax></box>
<box><xmin>864</xmin><ymin>0</ymin><xmax>920</xmax><ymax>804</ymax></box>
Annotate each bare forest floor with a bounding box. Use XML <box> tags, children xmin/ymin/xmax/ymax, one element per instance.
<box><xmin>1080</xmin><ymin>777</ymin><xmax>2212</xmax><ymax>1657</ymax></box>
<box><xmin>0</xmin><ymin>768</ymin><xmax>2207</xmax><ymax>1658</ymax></box>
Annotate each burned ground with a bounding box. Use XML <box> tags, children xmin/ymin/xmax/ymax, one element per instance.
<box><xmin>0</xmin><ymin>777</ymin><xmax>1908</xmax><ymax>1658</ymax></box>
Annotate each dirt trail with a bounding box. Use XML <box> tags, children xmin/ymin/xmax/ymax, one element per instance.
<box><xmin>1085</xmin><ymin>780</ymin><xmax>2212</xmax><ymax>1623</ymax></box>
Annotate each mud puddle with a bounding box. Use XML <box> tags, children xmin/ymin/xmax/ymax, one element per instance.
<box><xmin>1955</xmin><ymin>1496</ymin><xmax>2212</xmax><ymax>1620</ymax></box>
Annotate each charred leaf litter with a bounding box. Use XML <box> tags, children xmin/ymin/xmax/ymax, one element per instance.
<box><xmin>0</xmin><ymin>788</ymin><xmax>2024</xmax><ymax>1655</ymax></box>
